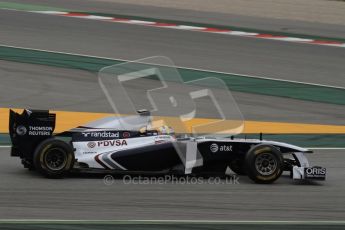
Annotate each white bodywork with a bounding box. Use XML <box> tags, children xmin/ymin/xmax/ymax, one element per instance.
<box><xmin>73</xmin><ymin>135</ymin><xmax>175</xmax><ymax>169</ymax></box>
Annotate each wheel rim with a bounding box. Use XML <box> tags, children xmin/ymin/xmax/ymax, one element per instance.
<box><xmin>255</xmin><ymin>153</ymin><xmax>277</xmax><ymax>176</ymax></box>
<box><xmin>44</xmin><ymin>147</ymin><xmax>67</xmax><ymax>171</ymax></box>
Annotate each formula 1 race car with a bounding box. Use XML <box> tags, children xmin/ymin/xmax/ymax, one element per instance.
<box><xmin>9</xmin><ymin>109</ymin><xmax>326</xmax><ymax>183</ymax></box>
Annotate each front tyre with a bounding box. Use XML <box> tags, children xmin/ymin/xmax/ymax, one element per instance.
<box><xmin>33</xmin><ymin>138</ymin><xmax>74</xmax><ymax>178</ymax></box>
<box><xmin>245</xmin><ymin>144</ymin><xmax>283</xmax><ymax>184</ymax></box>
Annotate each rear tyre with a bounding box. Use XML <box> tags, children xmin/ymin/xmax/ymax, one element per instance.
<box><xmin>33</xmin><ymin>138</ymin><xmax>74</xmax><ymax>178</ymax></box>
<box><xmin>245</xmin><ymin>144</ymin><xmax>283</xmax><ymax>184</ymax></box>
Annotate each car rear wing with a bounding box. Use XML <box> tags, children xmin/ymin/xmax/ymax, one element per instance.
<box><xmin>9</xmin><ymin>109</ymin><xmax>56</xmax><ymax>160</ymax></box>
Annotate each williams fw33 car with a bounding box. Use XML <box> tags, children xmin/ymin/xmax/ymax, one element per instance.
<box><xmin>9</xmin><ymin>109</ymin><xmax>326</xmax><ymax>184</ymax></box>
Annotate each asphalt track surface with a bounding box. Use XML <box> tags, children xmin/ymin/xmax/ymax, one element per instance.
<box><xmin>0</xmin><ymin>147</ymin><xmax>344</xmax><ymax>220</ymax></box>
<box><xmin>1</xmin><ymin>60</ymin><xmax>344</xmax><ymax>125</ymax></box>
<box><xmin>1</xmin><ymin>10</ymin><xmax>345</xmax><ymax>88</ymax></box>
<box><xmin>8</xmin><ymin>0</ymin><xmax>345</xmax><ymax>38</ymax></box>
<box><xmin>0</xmin><ymin>1</ymin><xmax>345</xmax><ymax>223</ymax></box>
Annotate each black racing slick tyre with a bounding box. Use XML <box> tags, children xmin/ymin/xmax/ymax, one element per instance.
<box><xmin>245</xmin><ymin>144</ymin><xmax>283</xmax><ymax>184</ymax></box>
<box><xmin>33</xmin><ymin>138</ymin><xmax>74</xmax><ymax>178</ymax></box>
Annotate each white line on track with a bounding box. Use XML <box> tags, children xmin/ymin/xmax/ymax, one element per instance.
<box><xmin>1</xmin><ymin>44</ymin><xmax>344</xmax><ymax>90</ymax></box>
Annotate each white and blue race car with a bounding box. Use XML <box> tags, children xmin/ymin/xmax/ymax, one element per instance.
<box><xmin>9</xmin><ymin>109</ymin><xmax>326</xmax><ymax>183</ymax></box>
